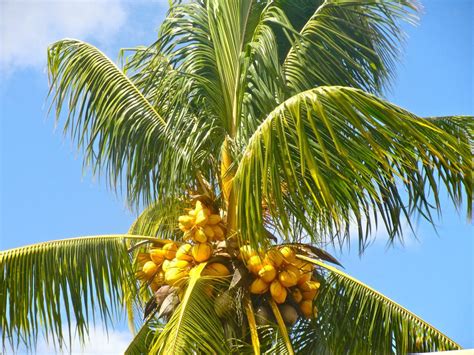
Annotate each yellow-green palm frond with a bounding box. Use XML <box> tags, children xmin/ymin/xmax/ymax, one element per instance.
<box><xmin>0</xmin><ymin>234</ymin><xmax>152</xmax><ymax>350</ymax></box>
<box><xmin>234</xmin><ymin>86</ymin><xmax>472</xmax><ymax>250</ymax></box>
<box><xmin>48</xmin><ymin>40</ymin><xmax>212</xmax><ymax>205</ymax></box>
<box><xmin>148</xmin><ymin>264</ymin><xmax>230</xmax><ymax>354</ymax></box>
<box><xmin>283</xmin><ymin>0</ymin><xmax>418</xmax><ymax>94</ymax></box>
<box><xmin>292</xmin><ymin>255</ymin><xmax>461</xmax><ymax>353</ymax></box>
<box><xmin>128</xmin><ymin>198</ymin><xmax>189</xmax><ymax>239</ymax></box>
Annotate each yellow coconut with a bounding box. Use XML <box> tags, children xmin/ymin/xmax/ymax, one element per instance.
<box><xmin>195</xmin><ymin>200</ymin><xmax>204</xmax><ymax>211</ymax></box>
<box><xmin>169</xmin><ymin>259</ymin><xmax>191</xmax><ymax>269</ymax></box>
<box><xmin>162</xmin><ymin>259</ymin><xmax>172</xmax><ymax>272</ymax></box>
<box><xmin>194</xmin><ymin>228</ymin><xmax>208</xmax><ymax>243</ymax></box>
<box><xmin>299</xmin><ymin>280</ymin><xmax>320</xmax><ymax>292</ymax></box>
<box><xmin>203</xmin><ymin>263</ymin><xmax>231</xmax><ymax>277</ymax></box>
<box><xmin>297</xmin><ymin>260</ymin><xmax>313</xmax><ymax>273</ymax></box>
<box><xmin>176</xmin><ymin>243</ymin><xmax>194</xmax><ymax>262</ymax></box>
<box><xmin>150</xmin><ymin>249</ymin><xmax>166</xmax><ymax>264</ymax></box>
<box><xmin>212</xmin><ymin>225</ymin><xmax>225</xmax><ymax>241</ymax></box>
<box><xmin>278</xmin><ymin>270</ymin><xmax>298</xmax><ymax>288</ymax></box>
<box><xmin>265</xmin><ymin>249</ymin><xmax>284</xmax><ymax>268</ymax></box>
<box><xmin>286</xmin><ymin>264</ymin><xmax>301</xmax><ymax>279</ymax></box>
<box><xmin>207</xmin><ymin>214</ymin><xmax>221</xmax><ymax>225</ymax></box>
<box><xmin>300</xmin><ymin>300</ymin><xmax>313</xmax><ymax>318</ymax></box>
<box><xmin>258</xmin><ymin>264</ymin><xmax>277</xmax><ymax>283</ymax></box>
<box><xmin>247</xmin><ymin>255</ymin><xmax>263</xmax><ymax>274</ymax></box>
<box><xmin>297</xmin><ymin>272</ymin><xmax>311</xmax><ymax>285</ymax></box>
<box><xmin>195</xmin><ymin>209</ymin><xmax>208</xmax><ymax>226</ymax></box>
<box><xmin>163</xmin><ymin>242</ymin><xmax>177</xmax><ymax>260</ymax></box>
<box><xmin>165</xmin><ymin>267</ymin><xmax>189</xmax><ymax>285</ymax></box>
<box><xmin>178</xmin><ymin>215</ymin><xmax>194</xmax><ymax>228</ymax></box>
<box><xmin>203</xmin><ymin>225</ymin><xmax>215</xmax><ymax>239</ymax></box>
<box><xmin>142</xmin><ymin>261</ymin><xmax>159</xmax><ymax>278</ymax></box>
<box><xmin>280</xmin><ymin>246</ymin><xmax>296</xmax><ymax>263</ymax></box>
<box><xmin>270</xmin><ymin>279</ymin><xmax>287</xmax><ymax>304</ymax></box>
<box><xmin>250</xmin><ymin>278</ymin><xmax>270</xmax><ymax>294</ymax></box>
<box><xmin>192</xmin><ymin>243</ymin><xmax>212</xmax><ymax>262</ymax></box>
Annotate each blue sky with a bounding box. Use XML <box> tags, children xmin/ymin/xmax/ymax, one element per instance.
<box><xmin>0</xmin><ymin>0</ymin><xmax>472</xmax><ymax>352</ymax></box>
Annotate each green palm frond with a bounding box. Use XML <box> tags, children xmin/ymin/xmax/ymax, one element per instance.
<box><xmin>119</xmin><ymin>47</ymin><xmax>176</xmax><ymax>109</ymax></box>
<box><xmin>234</xmin><ymin>86</ymin><xmax>472</xmax><ymax>249</ymax></box>
<box><xmin>239</xmin><ymin>3</ymin><xmax>291</xmax><ymax>137</ymax></box>
<box><xmin>124</xmin><ymin>312</ymin><xmax>159</xmax><ymax>355</ymax></box>
<box><xmin>0</xmin><ymin>235</ymin><xmax>153</xmax><ymax>350</ymax></box>
<box><xmin>269</xmin><ymin>299</ymin><xmax>295</xmax><ymax>354</ymax></box>
<box><xmin>149</xmin><ymin>265</ymin><xmax>229</xmax><ymax>353</ymax></box>
<box><xmin>156</xmin><ymin>1</ymin><xmax>229</xmax><ymax>132</ymax></box>
<box><xmin>283</xmin><ymin>0</ymin><xmax>418</xmax><ymax>94</ymax></box>
<box><xmin>128</xmin><ymin>198</ymin><xmax>189</xmax><ymax>239</ymax></box>
<box><xmin>48</xmin><ymin>40</ymin><xmax>209</xmax><ymax>205</ymax></box>
<box><xmin>293</xmin><ymin>255</ymin><xmax>461</xmax><ymax>353</ymax></box>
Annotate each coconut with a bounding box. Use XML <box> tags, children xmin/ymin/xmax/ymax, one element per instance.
<box><xmin>192</xmin><ymin>242</ymin><xmax>212</xmax><ymax>262</ymax></box>
<box><xmin>247</xmin><ymin>255</ymin><xmax>263</xmax><ymax>274</ymax></box>
<box><xmin>203</xmin><ymin>263</ymin><xmax>230</xmax><ymax>277</ymax></box>
<box><xmin>258</xmin><ymin>264</ymin><xmax>277</xmax><ymax>283</ymax></box>
<box><xmin>194</xmin><ymin>229</ymin><xmax>208</xmax><ymax>243</ymax></box>
<box><xmin>176</xmin><ymin>243</ymin><xmax>193</xmax><ymax>261</ymax></box>
<box><xmin>270</xmin><ymin>279</ymin><xmax>287</xmax><ymax>304</ymax></box>
<box><xmin>255</xmin><ymin>305</ymin><xmax>272</xmax><ymax>326</ymax></box>
<box><xmin>214</xmin><ymin>292</ymin><xmax>233</xmax><ymax>318</ymax></box>
<box><xmin>142</xmin><ymin>261</ymin><xmax>158</xmax><ymax>277</ymax></box>
<box><xmin>162</xmin><ymin>242</ymin><xmax>177</xmax><ymax>260</ymax></box>
<box><xmin>249</xmin><ymin>278</ymin><xmax>269</xmax><ymax>294</ymax></box>
<box><xmin>300</xmin><ymin>300</ymin><xmax>313</xmax><ymax>318</ymax></box>
<box><xmin>279</xmin><ymin>304</ymin><xmax>298</xmax><ymax>326</ymax></box>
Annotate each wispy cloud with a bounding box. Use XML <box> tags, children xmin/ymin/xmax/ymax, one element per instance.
<box><xmin>35</xmin><ymin>325</ymin><xmax>132</xmax><ymax>354</ymax></box>
<box><xmin>0</xmin><ymin>0</ymin><xmax>126</xmax><ymax>73</ymax></box>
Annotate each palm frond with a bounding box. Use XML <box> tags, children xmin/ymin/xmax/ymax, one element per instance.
<box><xmin>149</xmin><ymin>265</ymin><xmax>229</xmax><ymax>353</ymax></box>
<box><xmin>234</xmin><ymin>86</ymin><xmax>472</xmax><ymax>249</ymax></box>
<box><xmin>128</xmin><ymin>198</ymin><xmax>189</xmax><ymax>239</ymax></box>
<box><xmin>156</xmin><ymin>1</ymin><xmax>230</xmax><ymax>133</ymax></box>
<box><xmin>48</xmin><ymin>39</ymin><xmax>207</xmax><ymax>205</ymax></box>
<box><xmin>244</xmin><ymin>296</ymin><xmax>261</xmax><ymax>354</ymax></box>
<box><xmin>238</xmin><ymin>3</ymin><xmax>291</xmax><ymax>138</ymax></box>
<box><xmin>124</xmin><ymin>311</ymin><xmax>159</xmax><ymax>355</ymax></box>
<box><xmin>269</xmin><ymin>299</ymin><xmax>294</xmax><ymax>355</ymax></box>
<box><xmin>283</xmin><ymin>0</ymin><xmax>418</xmax><ymax>94</ymax></box>
<box><xmin>293</xmin><ymin>255</ymin><xmax>461</xmax><ymax>353</ymax></box>
<box><xmin>0</xmin><ymin>235</ymin><xmax>153</xmax><ymax>350</ymax></box>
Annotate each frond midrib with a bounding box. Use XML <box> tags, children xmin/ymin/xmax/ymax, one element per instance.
<box><xmin>297</xmin><ymin>254</ymin><xmax>462</xmax><ymax>350</ymax></box>
<box><xmin>0</xmin><ymin>234</ymin><xmax>162</xmax><ymax>255</ymax></box>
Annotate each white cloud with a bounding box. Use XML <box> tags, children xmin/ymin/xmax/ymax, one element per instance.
<box><xmin>0</xmin><ymin>0</ymin><xmax>127</xmax><ymax>73</ymax></box>
<box><xmin>35</xmin><ymin>325</ymin><xmax>132</xmax><ymax>355</ymax></box>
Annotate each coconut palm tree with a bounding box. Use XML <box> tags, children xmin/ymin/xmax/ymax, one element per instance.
<box><xmin>1</xmin><ymin>0</ymin><xmax>472</xmax><ymax>353</ymax></box>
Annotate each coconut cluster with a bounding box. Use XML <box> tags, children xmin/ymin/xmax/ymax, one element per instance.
<box><xmin>242</xmin><ymin>245</ymin><xmax>320</xmax><ymax>320</ymax></box>
<box><xmin>135</xmin><ymin>199</ymin><xmax>320</xmax><ymax>328</ymax></box>
<box><xmin>178</xmin><ymin>201</ymin><xmax>226</xmax><ymax>243</ymax></box>
<box><xmin>135</xmin><ymin>200</ymin><xmax>230</xmax><ymax>293</ymax></box>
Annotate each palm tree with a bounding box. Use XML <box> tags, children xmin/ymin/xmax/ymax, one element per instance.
<box><xmin>1</xmin><ymin>0</ymin><xmax>471</xmax><ymax>353</ymax></box>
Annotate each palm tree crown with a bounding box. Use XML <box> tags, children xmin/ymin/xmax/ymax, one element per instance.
<box><xmin>1</xmin><ymin>0</ymin><xmax>472</xmax><ymax>353</ymax></box>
